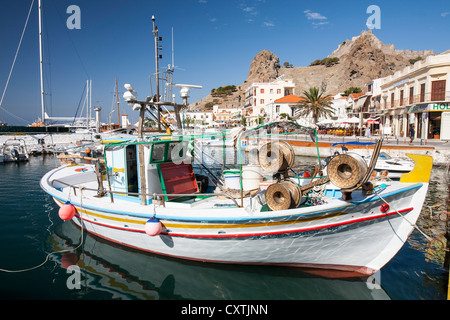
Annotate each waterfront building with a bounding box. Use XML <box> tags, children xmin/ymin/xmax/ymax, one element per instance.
<box><xmin>379</xmin><ymin>52</ymin><xmax>450</xmax><ymax>140</ymax></box>
<box><xmin>183</xmin><ymin>111</ymin><xmax>214</xmax><ymax>128</ymax></box>
<box><xmin>212</xmin><ymin>105</ymin><xmax>240</xmax><ymax>127</ymax></box>
<box><xmin>244</xmin><ymin>78</ymin><xmax>295</xmax><ymax>125</ymax></box>
<box><xmin>330</xmin><ymin>94</ymin><xmax>350</xmax><ymax>120</ymax></box>
<box><xmin>267</xmin><ymin>94</ymin><xmax>304</xmax><ymax>122</ymax></box>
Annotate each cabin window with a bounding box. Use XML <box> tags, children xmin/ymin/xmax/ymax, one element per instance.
<box><xmin>151</xmin><ymin>143</ymin><xmax>166</xmax><ymax>162</ymax></box>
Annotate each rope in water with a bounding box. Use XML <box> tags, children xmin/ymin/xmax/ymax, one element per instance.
<box><xmin>0</xmin><ymin>188</ymin><xmax>85</xmax><ymax>273</ymax></box>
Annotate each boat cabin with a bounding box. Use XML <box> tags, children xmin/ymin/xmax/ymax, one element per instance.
<box><xmin>104</xmin><ymin>138</ymin><xmax>198</xmax><ymax>204</ymax></box>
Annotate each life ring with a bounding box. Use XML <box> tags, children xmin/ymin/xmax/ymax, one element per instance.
<box><xmin>327</xmin><ymin>153</ymin><xmax>368</xmax><ymax>189</ymax></box>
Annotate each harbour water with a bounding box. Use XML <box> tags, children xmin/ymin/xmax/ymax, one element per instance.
<box><xmin>0</xmin><ymin>154</ymin><xmax>448</xmax><ymax>300</ymax></box>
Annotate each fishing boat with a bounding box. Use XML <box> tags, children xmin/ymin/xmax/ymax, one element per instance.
<box><xmin>330</xmin><ymin>141</ymin><xmax>414</xmax><ymax>179</ymax></box>
<box><xmin>40</xmin><ymin>118</ymin><xmax>434</xmax><ymax>277</ymax></box>
<box><xmin>40</xmin><ymin>17</ymin><xmax>433</xmax><ymax>278</ymax></box>
<box><xmin>2</xmin><ymin>138</ymin><xmax>29</xmax><ymax>162</ymax></box>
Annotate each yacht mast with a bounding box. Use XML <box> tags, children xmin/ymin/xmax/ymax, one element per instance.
<box><xmin>38</xmin><ymin>0</ymin><xmax>45</xmax><ymax>125</ymax></box>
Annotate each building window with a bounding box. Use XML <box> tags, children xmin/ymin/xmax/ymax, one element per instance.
<box><xmin>270</xmin><ymin>89</ymin><xmax>273</xmax><ymax>94</ymax></box>
<box><xmin>391</xmin><ymin>92</ymin><xmax>395</xmax><ymax>108</ymax></box>
<box><xmin>431</xmin><ymin>80</ymin><xmax>446</xmax><ymax>101</ymax></box>
<box><xmin>420</xmin><ymin>83</ymin><xmax>426</xmax><ymax>102</ymax></box>
<box><xmin>409</xmin><ymin>87</ymin><xmax>414</xmax><ymax>104</ymax></box>
<box><xmin>260</xmin><ymin>99</ymin><xmax>264</xmax><ymax>104</ymax></box>
<box><xmin>277</xmin><ymin>89</ymin><xmax>281</xmax><ymax>94</ymax></box>
<box><xmin>400</xmin><ymin>90</ymin><xmax>404</xmax><ymax>106</ymax></box>
<box><xmin>276</xmin><ymin>105</ymin><xmax>280</xmax><ymax>113</ymax></box>
<box><xmin>290</xmin><ymin>107</ymin><xmax>295</xmax><ymax>117</ymax></box>
<box><xmin>260</xmin><ymin>89</ymin><xmax>264</xmax><ymax>94</ymax></box>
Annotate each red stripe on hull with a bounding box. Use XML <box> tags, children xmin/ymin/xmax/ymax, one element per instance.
<box><xmin>71</xmin><ymin>216</ymin><xmax>376</xmax><ymax>278</ymax></box>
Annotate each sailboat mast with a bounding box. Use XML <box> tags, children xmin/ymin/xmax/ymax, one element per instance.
<box><xmin>90</xmin><ymin>79</ymin><xmax>92</xmax><ymax>129</ymax></box>
<box><xmin>38</xmin><ymin>0</ymin><xmax>45</xmax><ymax>125</ymax></box>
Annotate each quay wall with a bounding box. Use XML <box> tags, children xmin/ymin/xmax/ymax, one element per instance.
<box><xmin>285</xmin><ymin>139</ymin><xmax>450</xmax><ymax>166</ymax></box>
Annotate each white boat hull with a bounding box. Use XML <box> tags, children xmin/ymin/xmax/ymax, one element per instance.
<box><xmin>42</xmin><ymin>162</ymin><xmax>428</xmax><ymax>277</ymax></box>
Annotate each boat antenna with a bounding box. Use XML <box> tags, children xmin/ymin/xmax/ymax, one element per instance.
<box><xmin>152</xmin><ymin>15</ymin><xmax>161</xmax><ymax>131</ymax></box>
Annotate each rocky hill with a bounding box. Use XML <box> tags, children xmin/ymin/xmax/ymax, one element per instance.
<box><xmin>188</xmin><ymin>30</ymin><xmax>434</xmax><ymax>111</ymax></box>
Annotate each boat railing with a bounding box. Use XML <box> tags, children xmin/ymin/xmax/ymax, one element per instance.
<box><xmin>50</xmin><ymin>178</ymin><xmax>240</xmax><ymax>208</ymax></box>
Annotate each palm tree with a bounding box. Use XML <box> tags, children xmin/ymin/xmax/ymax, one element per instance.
<box><xmin>294</xmin><ymin>87</ymin><xmax>335</xmax><ymax>124</ymax></box>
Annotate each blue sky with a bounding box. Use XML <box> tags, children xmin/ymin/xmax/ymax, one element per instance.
<box><xmin>0</xmin><ymin>0</ymin><xmax>449</xmax><ymax>125</ymax></box>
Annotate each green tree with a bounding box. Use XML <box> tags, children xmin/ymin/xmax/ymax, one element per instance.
<box><xmin>279</xmin><ymin>113</ymin><xmax>292</xmax><ymax>120</ymax></box>
<box><xmin>294</xmin><ymin>87</ymin><xmax>334</xmax><ymax>124</ymax></box>
<box><xmin>342</xmin><ymin>87</ymin><xmax>362</xmax><ymax>96</ymax></box>
<box><xmin>409</xmin><ymin>57</ymin><xmax>422</xmax><ymax>65</ymax></box>
<box><xmin>309</xmin><ymin>57</ymin><xmax>339</xmax><ymax>67</ymax></box>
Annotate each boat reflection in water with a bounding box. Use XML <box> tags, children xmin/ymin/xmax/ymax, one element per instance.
<box><xmin>48</xmin><ymin>221</ymin><xmax>390</xmax><ymax>300</ymax></box>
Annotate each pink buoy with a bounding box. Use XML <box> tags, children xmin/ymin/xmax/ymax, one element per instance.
<box><xmin>145</xmin><ymin>218</ymin><xmax>162</xmax><ymax>236</ymax></box>
<box><xmin>59</xmin><ymin>201</ymin><xmax>76</xmax><ymax>221</ymax></box>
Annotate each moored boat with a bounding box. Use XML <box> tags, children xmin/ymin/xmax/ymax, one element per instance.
<box><xmin>2</xmin><ymin>138</ymin><xmax>29</xmax><ymax>162</ymax></box>
<box><xmin>330</xmin><ymin>141</ymin><xmax>414</xmax><ymax>179</ymax></box>
<box><xmin>39</xmin><ymin>16</ymin><xmax>433</xmax><ymax>278</ymax></box>
<box><xmin>40</xmin><ymin>120</ymin><xmax>433</xmax><ymax>277</ymax></box>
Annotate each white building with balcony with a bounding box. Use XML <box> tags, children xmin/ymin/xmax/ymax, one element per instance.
<box><xmin>379</xmin><ymin>52</ymin><xmax>450</xmax><ymax>140</ymax></box>
<box><xmin>244</xmin><ymin>78</ymin><xmax>296</xmax><ymax>122</ymax></box>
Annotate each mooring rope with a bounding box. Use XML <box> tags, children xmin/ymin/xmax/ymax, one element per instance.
<box><xmin>0</xmin><ymin>189</ymin><xmax>85</xmax><ymax>273</ymax></box>
<box><xmin>375</xmin><ymin>191</ymin><xmax>432</xmax><ymax>242</ymax></box>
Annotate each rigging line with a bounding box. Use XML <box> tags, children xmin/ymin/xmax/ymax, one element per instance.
<box><xmin>0</xmin><ymin>0</ymin><xmax>35</xmax><ymax>123</ymax></box>
<box><xmin>50</xmin><ymin>0</ymin><xmax>90</xmax><ymax>78</ymax></box>
<box><xmin>72</xmin><ymin>83</ymin><xmax>87</xmax><ymax>125</ymax></box>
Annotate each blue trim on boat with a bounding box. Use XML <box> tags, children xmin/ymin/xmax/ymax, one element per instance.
<box><xmin>349</xmin><ymin>183</ymin><xmax>422</xmax><ymax>205</ymax></box>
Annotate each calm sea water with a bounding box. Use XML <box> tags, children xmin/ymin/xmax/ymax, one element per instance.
<box><xmin>0</xmin><ymin>155</ymin><xmax>448</xmax><ymax>300</ymax></box>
